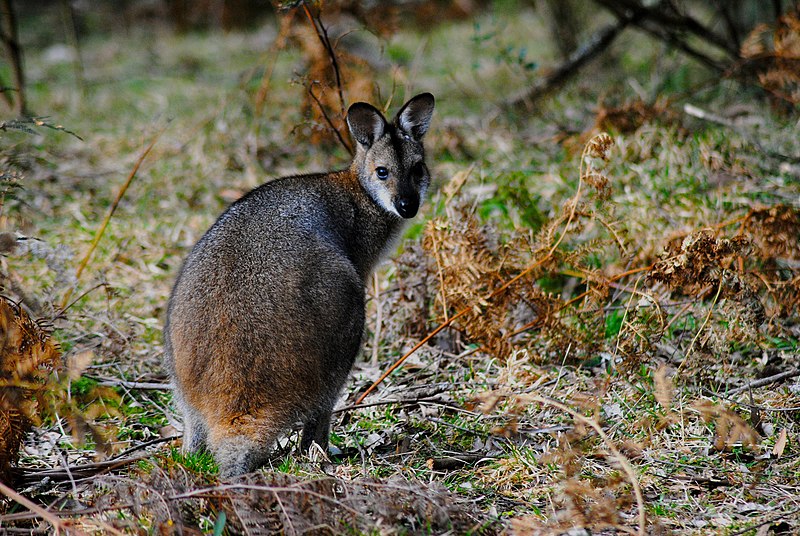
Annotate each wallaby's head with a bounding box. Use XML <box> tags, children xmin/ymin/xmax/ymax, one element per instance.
<box><xmin>347</xmin><ymin>93</ymin><xmax>435</xmax><ymax>219</ymax></box>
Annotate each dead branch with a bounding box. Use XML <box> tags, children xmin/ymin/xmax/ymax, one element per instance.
<box><xmin>427</xmin><ymin>454</ymin><xmax>488</xmax><ymax>470</ymax></box>
<box><xmin>0</xmin><ymin>480</ymin><xmax>68</xmax><ymax>533</ymax></box>
<box><xmin>727</xmin><ymin>505</ymin><xmax>800</xmax><ymax>536</ymax></box>
<box><xmin>684</xmin><ymin>103</ymin><xmax>800</xmax><ymax>164</ymax></box>
<box><xmin>11</xmin><ymin>455</ymin><xmax>150</xmax><ymax>487</ymax></box>
<box><xmin>712</xmin><ymin>0</ymin><xmax>742</xmax><ymax>51</ymax></box>
<box><xmin>301</xmin><ymin>3</ymin><xmax>346</xmax><ymax>121</ymax></box>
<box><xmin>701</xmin><ymin>387</ymin><xmax>800</xmax><ymax>412</ymax></box>
<box><xmin>94</xmin><ymin>379</ymin><xmax>173</xmax><ymax>390</ymax></box>
<box><xmin>594</xmin><ymin>0</ymin><xmax>738</xmax><ymax>59</ymax></box>
<box><xmin>307</xmin><ymin>83</ymin><xmax>353</xmax><ymax>155</ymax></box>
<box><xmin>727</xmin><ymin>369</ymin><xmax>800</xmax><ymax>396</ymax></box>
<box><xmin>301</xmin><ymin>2</ymin><xmax>353</xmax><ymax>155</ymax></box>
<box><xmin>508</xmin><ymin>15</ymin><xmax>637</xmax><ymax>109</ymax></box>
<box><xmin>511</xmin><ymin>0</ymin><xmax>756</xmax><ymax>106</ymax></box>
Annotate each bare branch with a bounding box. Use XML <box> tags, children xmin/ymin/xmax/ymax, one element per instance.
<box><xmin>307</xmin><ymin>83</ymin><xmax>353</xmax><ymax>155</ymax></box>
<box><xmin>508</xmin><ymin>15</ymin><xmax>637</xmax><ymax>109</ymax></box>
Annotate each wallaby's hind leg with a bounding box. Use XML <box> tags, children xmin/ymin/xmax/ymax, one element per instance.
<box><xmin>177</xmin><ymin>395</ymin><xmax>208</xmax><ymax>453</ymax></box>
<box><xmin>182</xmin><ymin>413</ymin><xmax>208</xmax><ymax>453</ymax></box>
<box><xmin>300</xmin><ymin>410</ymin><xmax>332</xmax><ymax>453</ymax></box>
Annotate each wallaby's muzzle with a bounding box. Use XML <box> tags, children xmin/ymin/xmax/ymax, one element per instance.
<box><xmin>394</xmin><ymin>195</ymin><xmax>419</xmax><ymax>218</ymax></box>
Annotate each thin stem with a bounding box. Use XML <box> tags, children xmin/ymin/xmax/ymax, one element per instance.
<box><xmin>0</xmin><ymin>480</ymin><xmax>68</xmax><ymax>534</ymax></box>
<box><xmin>59</xmin><ymin>126</ymin><xmax>165</xmax><ymax>310</ymax></box>
<box><xmin>527</xmin><ymin>393</ymin><xmax>647</xmax><ymax>536</ymax></box>
<box><xmin>307</xmin><ymin>83</ymin><xmax>352</xmax><ymax>155</ymax></box>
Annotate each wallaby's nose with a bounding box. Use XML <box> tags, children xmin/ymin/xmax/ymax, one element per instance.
<box><xmin>395</xmin><ymin>197</ymin><xmax>419</xmax><ymax>218</ymax></box>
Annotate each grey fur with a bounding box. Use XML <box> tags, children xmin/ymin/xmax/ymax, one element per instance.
<box><xmin>164</xmin><ymin>93</ymin><xmax>435</xmax><ymax>477</ymax></box>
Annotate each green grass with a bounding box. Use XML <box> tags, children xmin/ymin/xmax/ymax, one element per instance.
<box><xmin>166</xmin><ymin>447</ymin><xmax>219</xmax><ymax>475</ymax></box>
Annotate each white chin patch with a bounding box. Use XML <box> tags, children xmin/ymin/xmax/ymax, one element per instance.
<box><xmin>369</xmin><ymin>184</ymin><xmax>400</xmax><ymax>217</ymax></box>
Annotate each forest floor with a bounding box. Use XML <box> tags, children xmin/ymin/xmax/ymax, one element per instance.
<box><xmin>2</xmin><ymin>4</ymin><xmax>800</xmax><ymax>535</ymax></box>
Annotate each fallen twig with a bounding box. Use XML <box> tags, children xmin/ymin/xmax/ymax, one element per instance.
<box><xmin>684</xmin><ymin>103</ymin><xmax>800</xmax><ymax>164</ymax></box>
<box><xmin>334</xmin><ymin>395</ymin><xmax>450</xmax><ymax>414</ymax></box>
<box><xmin>727</xmin><ymin>369</ymin><xmax>800</xmax><ymax>396</ymax></box>
<box><xmin>110</xmin><ymin>436</ymin><xmax>180</xmax><ymax>461</ymax></box>
<box><xmin>0</xmin><ymin>479</ymin><xmax>69</xmax><ymax>534</ymax></box>
<box><xmin>727</xmin><ymin>505</ymin><xmax>800</xmax><ymax>536</ymax></box>
<box><xmin>94</xmin><ymin>379</ymin><xmax>173</xmax><ymax>390</ymax></box>
<box><xmin>701</xmin><ymin>387</ymin><xmax>800</xmax><ymax>412</ymax></box>
<box><xmin>11</xmin><ymin>455</ymin><xmax>149</xmax><ymax>487</ymax></box>
<box><xmin>427</xmin><ymin>454</ymin><xmax>490</xmax><ymax>470</ymax></box>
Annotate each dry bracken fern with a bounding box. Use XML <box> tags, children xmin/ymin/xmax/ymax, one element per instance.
<box><xmin>0</xmin><ymin>298</ymin><xmax>61</xmax><ymax>483</ymax></box>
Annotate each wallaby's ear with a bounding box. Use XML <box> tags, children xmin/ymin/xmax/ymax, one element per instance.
<box><xmin>347</xmin><ymin>102</ymin><xmax>386</xmax><ymax>148</ymax></box>
<box><xmin>395</xmin><ymin>93</ymin><xmax>435</xmax><ymax>141</ymax></box>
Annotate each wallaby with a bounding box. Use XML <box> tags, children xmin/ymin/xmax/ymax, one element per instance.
<box><xmin>164</xmin><ymin>93</ymin><xmax>435</xmax><ymax>477</ymax></box>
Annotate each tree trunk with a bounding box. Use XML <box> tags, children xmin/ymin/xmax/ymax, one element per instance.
<box><xmin>0</xmin><ymin>0</ymin><xmax>26</xmax><ymax>116</ymax></box>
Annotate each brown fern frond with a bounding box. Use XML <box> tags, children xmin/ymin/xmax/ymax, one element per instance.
<box><xmin>743</xmin><ymin>204</ymin><xmax>800</xmax><ymax>261</ymax></box>
<box><xmin>741</xmin><ymin>12</ymin><xmax>800</xmax><ymax>105</ymax></box>
<box><xmin>0</xmin><ymin>297</ymin><xmax>61</xmax><ymax>483</ymax></box>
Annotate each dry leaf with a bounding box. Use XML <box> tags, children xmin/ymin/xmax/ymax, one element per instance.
<box><xmin>693</xmin><ymin>400</ymin><xmax>760</xmax><ymax>451</ymax></box>
<box><xmin>68</xmin><ymin>349</ymin><xmax>95</xmax><ymax>380</ymax></box>
<box><xmin>0</xmin><ymin>298</ymin><xmax>61</xmax><ymax>481</ymax></box>
<box><xmin>653</xmin><ymin>366</ymin><xmax>673</xmax><ymax>411</ymax></box>
<box><xmin>772</xmin><ymin>428</ymin><xmax>788</xmax><ymax>458</ymax></box>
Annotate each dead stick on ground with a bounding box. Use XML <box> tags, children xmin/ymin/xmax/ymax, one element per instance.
<box><xmin>355</xmin><ymin>307</ymin><xmax>471</xmax><ymax>404</ymax></box>
<box><xmin>59</xmin><ymin>126</ymin><xmax>166</xmax><ymax>310</ymax></box>
<box><xmin>0</xmin><ymin>479</ymin><xmax>70</xmax><ymax>534</ymax></box>
<box><xmin>527</xmin><ymin>393</ymin><xmax>646</xmax><ymax>536</ymax></box>
<box><xmin>728</xmin><ymin>369</ymin><xmax>800</xmax><ymax>396</ymax></box>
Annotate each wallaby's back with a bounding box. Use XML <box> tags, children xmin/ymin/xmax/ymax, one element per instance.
<box><xmin>165</xmin><ymin>94</ymin><xmax>435</xmax><ymax>476</ymax></box>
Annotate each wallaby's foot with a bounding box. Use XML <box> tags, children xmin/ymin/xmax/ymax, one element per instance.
<box><xmin>208</xmin><ymin>414</ymin><xmax>282</xmax><ymax>477</ymax></box>
<box><xmin>300</xmin><ymin>411</ymin><xmax>332</xmax><ymax>453</ymax></box>
<box><xmin>213</xmin><ymin>436</ymin><xmax>271</xmax><ymax>478</ymax></box>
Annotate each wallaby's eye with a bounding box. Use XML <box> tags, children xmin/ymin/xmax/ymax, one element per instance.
<box><xmin>376</xmin><ymin>166</ymin><xmax>389</xmax><ymax>180</ymax></box>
